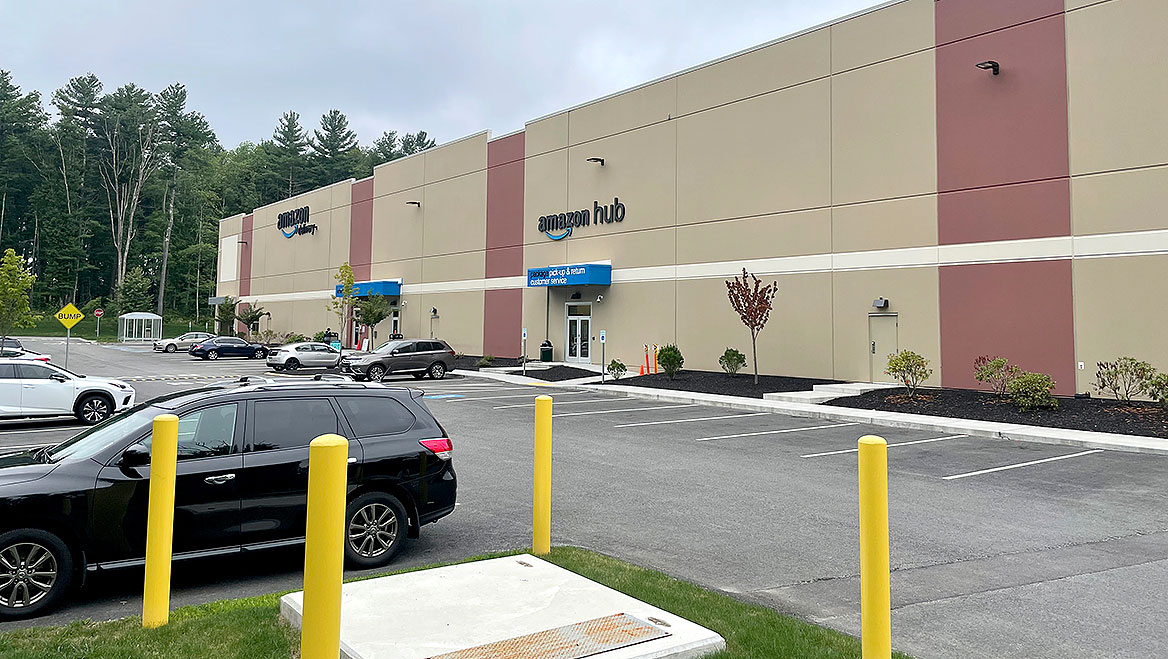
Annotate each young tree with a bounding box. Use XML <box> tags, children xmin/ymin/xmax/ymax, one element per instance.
<box><xmin>329</xmin><ymin>262</ymin><xmax>356</xmax><ymax>354</ymax></box>
<box><xmin>725</xmin><ymin>268</ymin><xmax>779</xmax><ymax>385</ymax></box>
<box><xmin>235</xmin><ymin>304</ymin><xmax>269</xmax><ymax>340</ymax></box>
<box><xmin>271</xmin><ymin>111</ymin><xmax>309</xmax><ymax>198</ymax></box>
<box><xmin>354</xmin><ymin>294</ymin><xmax>390</xmax><ymax>334</ymax></box>
<box><xmin>113</xmin><ymin>266</ymin><xmax>152</xmax><ymax>314</ymax></box>
<box><xmin>214</xmin><ymin>295</ymin><xmax>238</xmax><ymax>336</ymax></box>
<box><xmin>0</xmin><ymin>248</ymin><xmax>41</xmax><ymax>343</ymax></box>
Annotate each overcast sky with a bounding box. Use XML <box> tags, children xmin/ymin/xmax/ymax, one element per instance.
<box><xmin>2</xmin><ymin>0</ymin><xmax>877</xmax><ymax>149</ymax></box>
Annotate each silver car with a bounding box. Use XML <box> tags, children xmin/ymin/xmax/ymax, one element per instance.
<box><xmin>154</xmin><ymin>332</ymin><xmax>214</xmax><ymax>353</ymax></box>
<box><xmin>266</xmin><ymin>342</ymin><xmax>342</xmax><ymax>371</ymax></box>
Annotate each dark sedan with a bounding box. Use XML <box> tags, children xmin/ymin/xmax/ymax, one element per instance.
<box><xmin>0</xmin><ymin>380</ymin><xmax>457</xmax><ymax>619</ymax></box>
<box><xmin>188</xmin><ymin>336</ymin><xmax>268</xmax><ymax>360</ymax></box>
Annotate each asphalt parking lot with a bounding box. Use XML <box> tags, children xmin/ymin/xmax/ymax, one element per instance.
<box><xmin>2</xmin><ymin>338</ymin><xmax>1167</xmax><ymax>659</ymax></box>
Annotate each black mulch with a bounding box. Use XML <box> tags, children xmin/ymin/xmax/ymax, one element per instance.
<box><xmin>523</xmin><ymin>365</ymin><xmax>601</xmax><ymax>382</ymax></box>
<box><xmin>453</xmin><ymin>355</ymin><xmax>525</xmax><ymax>371</ymax></box>
<box><xmin>829</xmin><ymin>387</ymin><xmax>1168</xmax><ymax>438</ymax></box>
<box><xmin>605</xmin><ymin>369</ymin><xmax>840</xmax><ymax>399</ymax></box>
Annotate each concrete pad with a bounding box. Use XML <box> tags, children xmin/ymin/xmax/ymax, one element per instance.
<box><xmin>280</xmin><ymin>555</ymin><xmax>725</xmax><ymax>659</ymax></box>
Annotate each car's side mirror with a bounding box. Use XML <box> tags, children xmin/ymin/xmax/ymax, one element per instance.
<box><xmin>120</xmin><ymin>444</ymin><xmax>150</xmax><ymax>467</ymax></box>
<box><xmin>391</xmin><ymin>349</ymin><xmax>400</xmax><ymax>355</ymax></box>
<box><xmin>50</xmin><ymin>373</ymin><xmax>68</xmax><ymax>383</ymax></box>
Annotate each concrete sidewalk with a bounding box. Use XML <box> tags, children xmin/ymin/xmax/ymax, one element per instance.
<box><xmin>459</xmin><ymin>369</ymin><xmax>1168</xmax><ymax>455</ymax></box>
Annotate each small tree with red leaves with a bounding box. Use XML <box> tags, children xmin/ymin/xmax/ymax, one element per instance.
<box><xmin>725</xmin><ymin>268</ymin><xmax>779</xmax><ymax>385</ymax></box>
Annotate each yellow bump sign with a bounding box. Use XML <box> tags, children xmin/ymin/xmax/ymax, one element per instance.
<box><xmin>55</xmin><ymin>303</ymin><xmax>85</xmax><ymax>330</ymax></box>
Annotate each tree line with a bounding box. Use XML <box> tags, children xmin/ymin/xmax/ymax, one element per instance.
<box><xmin>0</xmin><ymin>70</ymin><xmax>435</xmax><ymax>322</ymax></box>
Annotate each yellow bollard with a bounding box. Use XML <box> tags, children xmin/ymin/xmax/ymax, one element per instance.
<box><xmin>533</xmin><ymin>395</ymin><xmax>552</xmax><ymax>556</ymax></box>
<box><xmin>858</xmin><ymin>435</ymin><xmax>891</xmax><ymax>658</ymax></box>
<box><xmin>301</xmin><ymin>434</ymin><xmax>349</xmax><ymax>659</ymax></box>
<box><xmin>142</xmin><ymin>414</ymin><xmax>179</xmax><ymax>629</ymax></box>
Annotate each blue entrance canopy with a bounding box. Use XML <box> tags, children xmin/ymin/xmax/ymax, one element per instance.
<box><xmin>527</xmin><ymin>263</ymin><xmax>612</xmax><ymax>287</ymax></box>
<box><xmin>338</xmin><ymin>280</ymin><xmax>402</xmax><ymax>298</ymax></box>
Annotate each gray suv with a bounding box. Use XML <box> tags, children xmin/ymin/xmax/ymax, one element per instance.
<box><xmin>267</xmin><ymin>342</ymin><xmax>342</xmax><ymax>371</ymax></box>
<box><xmin>340</xmin><ymin>339</ymin><xmax>455</xmax><ymax>381</ymax></box>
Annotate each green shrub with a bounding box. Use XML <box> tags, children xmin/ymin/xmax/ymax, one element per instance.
<box><xmin>1093</xmin><ymin>357</ymin><xmax>1154</xmax><ymax>400</ymax></box>
<box><xmin>476</xmin><ymin>354</ymin><xmax>495</xmax><ymax>368</ymax></box>
<box><xmin>1008</xmin><ymin>371</ymin><xmax>1058</xmax><ymax>411</ymax></box>
<box><xmin>657</xmin><ymin>344</ymin><xmax>684</xmax><ymax>379</ymax></box>
<box><xmin>1143</xmin><ymin>372</ymin><xmax>1168</xmax><ymax>407</ymax></box>
<box><xmin>973</xmin><ymin>355</ymin><xmax>1021</xmax><ymax>396</ymax></box>
<box><xmin>885</xmin><ymin>350</ymin><xmax>932</xmax><ymax>399</ymax></box>
<box><xmin>312</xmin><ymin>330</ymin><xmax>327</xmax><ymax>342</ymax></box>
<box><xmin>285</xmin><ymin>332</ymin><xmax>308</xmax><ymax>343</ymax></box>
<box><xmin>607</xmin><ymin>359</ymin><xmax>627</xmax><ymax>380</ymax></box>
<box><xmin>719</xmin><ymin>348</ymin><xmax>747</xmax><ymax>377</ymax></box>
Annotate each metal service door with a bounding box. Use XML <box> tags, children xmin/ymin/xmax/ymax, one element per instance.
<box><xmin>868</xmin><ymin>314</ymin><xmax>899</xmax><ymax>383</ymax></box>
<box><xmin>565</xmin><ymin>304</ymin><xmax>592</xmax><ymax>364</ymax></box>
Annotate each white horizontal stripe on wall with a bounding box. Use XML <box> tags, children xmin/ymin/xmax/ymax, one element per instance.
<box><xmin>236</xmin><ymin>228</ymin><xmax>1168</xmax><ymax>303</ymax></box>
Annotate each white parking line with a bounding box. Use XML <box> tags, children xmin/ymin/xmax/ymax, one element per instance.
<box><xmin>445</xmin><ymin>391</ymin><xmax>592</xmax><ymax>402</ymax></box>
<box><xmin>0</xmin><ymin>425</ymin><xmax>82</xmax><ymax>437</ymax></box>
<box><xmin>694</xmin><ymin>422</ymin><xmax>859</xmax><ymax>442</ymax></box>
<box><xmin>614</xmin><ymin>412</ymin><xmax>772</xmax><ymax>428</ymax></box>
<box><xmin>942</xmin><ymin>449</ymin><xmax>1104</xmax><ymax>480</ymax></box>
<box><xmin>421</xmin><ymin>386</ymin><xmax>532</xmax><ymax>394</ymax></box>
<box><xmin>553</xmin><ymin>404</ymin><xmax>698</xmax><ymax>418</ymax></box>
<box><xmin>801</xmin><ymin>435</ymin><xmax>968</xmax><ymax>458</ymax></box>
<box><xmin>494</xmin><ymin>397</ymin><xmax>630</xmax><ymax>410</ymax></box>
<box><xmin>0</xmin><ymin>443</ymin><xmax>54</xmax><ymax>451</ymax></box>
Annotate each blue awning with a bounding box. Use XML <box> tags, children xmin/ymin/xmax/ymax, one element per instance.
<box><xmin>527</xmin><ymin>263</ymin><xmax>612</xmax><ymax>287</ymax></box>
<box><xmin>338</xmin><ymin>280</ymin><xmax>402</xmax><ymax>298</ymax></box>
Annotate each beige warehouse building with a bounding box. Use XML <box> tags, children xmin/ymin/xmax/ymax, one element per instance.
<box><xmin>217</xmin><ymin>0</ymin><xmax>1168</xmax><ymax>395</ymax></box>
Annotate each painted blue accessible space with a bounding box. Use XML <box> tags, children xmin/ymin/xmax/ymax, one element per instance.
<box><xmin>527</xmin><ymin>263</ymin><xmax>612</xmax><ymax>287</ymax></box>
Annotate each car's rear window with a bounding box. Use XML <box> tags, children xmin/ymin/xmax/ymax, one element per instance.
<box><xmin>336</xmin><ymin>396</ymin><xmax>416</xmax><ymax>437</ymax></box>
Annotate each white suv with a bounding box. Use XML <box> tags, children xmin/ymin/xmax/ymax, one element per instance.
<box><xmin>0</xmin><ymin>359</ymin><xmax>136</xmax><ymax>424</ymax></box>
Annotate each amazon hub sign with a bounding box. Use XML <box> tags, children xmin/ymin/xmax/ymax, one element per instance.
<box><xmin>537</xmin><ymin>197</ymin><xmax>625</xmax><ymax>241</ymax></box>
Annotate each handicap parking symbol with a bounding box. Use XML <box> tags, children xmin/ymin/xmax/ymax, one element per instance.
<box><xmin>424</xmin><ymin>394</ymin><xmax>465</xmax><ymax>399</ymax></box>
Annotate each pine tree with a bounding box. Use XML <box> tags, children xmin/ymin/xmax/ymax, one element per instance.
<box><xmin>271</xmin><ymin>111</ymin><xmax>308</xmax><ymax>198</ymax></box>
<box><xmin>310</xmin><ymin>109</ymin><xmax>362</xmax><ymax>186</ymax></box>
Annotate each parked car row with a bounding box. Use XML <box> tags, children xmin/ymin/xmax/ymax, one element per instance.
<box><xmin>0</xmin><ymin>378</ymin><xmax>457</xmax><ymax>619</ymax></box>
<box><xmin>149</xmin><ymin>332</ymin><xmax>458</xmax><ymax>381</ymax></box>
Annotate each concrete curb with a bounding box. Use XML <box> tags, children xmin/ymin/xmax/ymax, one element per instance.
<box><xmin>459</xmin><ymin>370</ymin><xmax>1168</xmax><ymax>455</ymax></box>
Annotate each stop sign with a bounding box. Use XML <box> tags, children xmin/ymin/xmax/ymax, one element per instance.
<box><xmin>94</xmin><ymin>308</ymin><xmax>104</xmax><ymax>318</ymax></box>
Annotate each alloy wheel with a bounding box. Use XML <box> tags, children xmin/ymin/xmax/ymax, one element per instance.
<box><xmin>0</xmin><ymin>542</ymin><xmax>57</xmax><ymax>610</ymax></box>
<box><xmin>208</xmin><ymin>350</ymin><xmax>218</xmax><ymax>360</ymax></box>
<box><xmin>348</xmin><ymin>503</ymin><xmax>397</xmax><ymax>558</ymax></box>
<box><xmin>368</xmin><ymin>365</ymin><xmax>386</xmax><ymax>381</ymax></box>
<box><xmin>81</xmin><ymin>398</ymin><xmax>110</xmax><ymax>423</ymax></box>
<box><xmin>429</xmin><ymin>363</ymin><xmax>446</xmax><ymax>379</ymax></box>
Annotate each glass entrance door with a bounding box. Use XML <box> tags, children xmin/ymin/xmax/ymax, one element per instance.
<box><xmin>565</xmin><ymin>304</ymin><xmax>591</xmax><ymax>364</ymax></box>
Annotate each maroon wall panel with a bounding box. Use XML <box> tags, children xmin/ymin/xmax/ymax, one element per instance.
<box><xmin>486</xmin><ymin>132</ymin><xmax>525</xmax><ymax>254</ymax></box>
<box><xmin>239</xmin><ymin>214</ymin><xmax>253</xmax><ymax>297</ymax></box>
<box><xmin>486</xmin><ymin>245</ymin><xmax>523</xmax><ymax>279</ymax></box>
<box><xmin>482</xmin><ymin>288</ymin><xmax>523</xmax><ymax>358</ymax></box>
<box><xmin>939</xmin><ymin>260</ymin><xmax>1075</xmax><ymax>395</ymax></box>
<box><xmin>350</xmin><ymin>178</ymin><xmax>374</xmax><ymax>281</ymax></box>
<box><xmin>938</xmin><ymin>179</ymin><xmax>1070</xmax><ymax>245</ymax></box>
<box><xmin>935</xmin><ymin>0</ymin><xmax>1063</xmax><ymax>45</ymax></box>
<box><xmin>936</xmin><ymin>15</ymin><xmax>1069</xmax><ymax>193</ymax></box>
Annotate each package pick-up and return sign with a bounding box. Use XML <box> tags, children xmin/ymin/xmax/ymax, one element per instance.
<box><xmin>56</xmin><ymin>303</ymin><xmax>84</xmax><ymax>329</ymax></box>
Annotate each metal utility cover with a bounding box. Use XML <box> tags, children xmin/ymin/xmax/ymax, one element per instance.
<box><xmin>429</xmin><ymin>613</ymin><xmax>669</xmax><ymax>659</ymax></box>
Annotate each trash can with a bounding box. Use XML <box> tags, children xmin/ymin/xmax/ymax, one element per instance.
<box><xmin>540</xmin><ymin>340</ymin><xmax>553</xmax><ymax>362</ymax></box>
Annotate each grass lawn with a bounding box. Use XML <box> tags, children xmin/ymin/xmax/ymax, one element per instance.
<box><xmin>13</xmin><ymin>316</ymin><xmax>211</xmax><ymax>343</ymax></box>
<box><xmin>0</xmin><ymin>547</ymin><xmax>911</xmax><ymax>659</ymax></box>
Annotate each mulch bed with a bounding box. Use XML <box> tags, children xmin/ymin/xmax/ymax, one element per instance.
<box><xmin>605</xmin><ymin>369</ymin><xmax>840</xmax><ymax>399</ymax></box>
<box><xmin>522</xmin><ymin>365</ymin><xmax>600</xmax><ymax>382</ymax></box>
<box><xmin>453</xmin><ymin>355</ymin><xmax>524</xmax><ymax>371</ymax></box>
<box><xmin>828</xmin><ymin>387</ymin><xmax>1168</xmax><ymax>438</ymax></box>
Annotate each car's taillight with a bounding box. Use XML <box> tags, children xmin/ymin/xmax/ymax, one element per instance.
<box><xmin>448</xmin><ymin>350</ymin><xmax>455</xmax><ymax>356</ymax></box>
<box><xmin>36</xmin><ymin>356</ymin><xmax>50</xmax><ymax>362</ymax></box>
<box><xmin>192</xmin><ymin>344</ymin><xmax>202</xmax><ymax>349</ymax></box>
<box><xmin>419</xmin><ymin>438</ymin><xmax>452</xmax><ymax>460</ymax></box>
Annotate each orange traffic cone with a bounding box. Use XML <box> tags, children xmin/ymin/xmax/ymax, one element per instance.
<box><xmin>639</xmin><ymin>363</ymin><xmax>645</xmax><ymax>376</ymax></box>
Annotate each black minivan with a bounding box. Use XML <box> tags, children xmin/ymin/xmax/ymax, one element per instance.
<box><xmin>0</xmin><ymin>379</ymin><xmax>457</xmax><ymax>619</ymax></box>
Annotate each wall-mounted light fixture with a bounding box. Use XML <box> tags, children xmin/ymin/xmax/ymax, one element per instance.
<box><xmin>586</xmin><ymin>157</ymin><xmax>605</xmax><ymax>166</ymax></box>
<box><xmin>570</xmin><ymin>291</ymin><xmax>582</xmax><ymax>300</ymax></box>
<box><xmin>975</xmin><ymin>60</ymin><xmax>1000</xmax><ymax>75</ymax></box>
<box><xmin>406</xmin><ymin>201</ymin><xmax>421</xmax><ymax>207</ymax></box>
<box><xmin>430</xmin><ymin>307</ymin><xmax>438</xmax><ymax>316</ymax></box>
<box><xmin>238</xmin><ymin>239</ymin><xmax>248</xmax><ymax>246</ymax></box>
<box><xmin>872</xmin><ymin>297</ymin><xmax>890</xmax><ymax>309</ymax></box>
